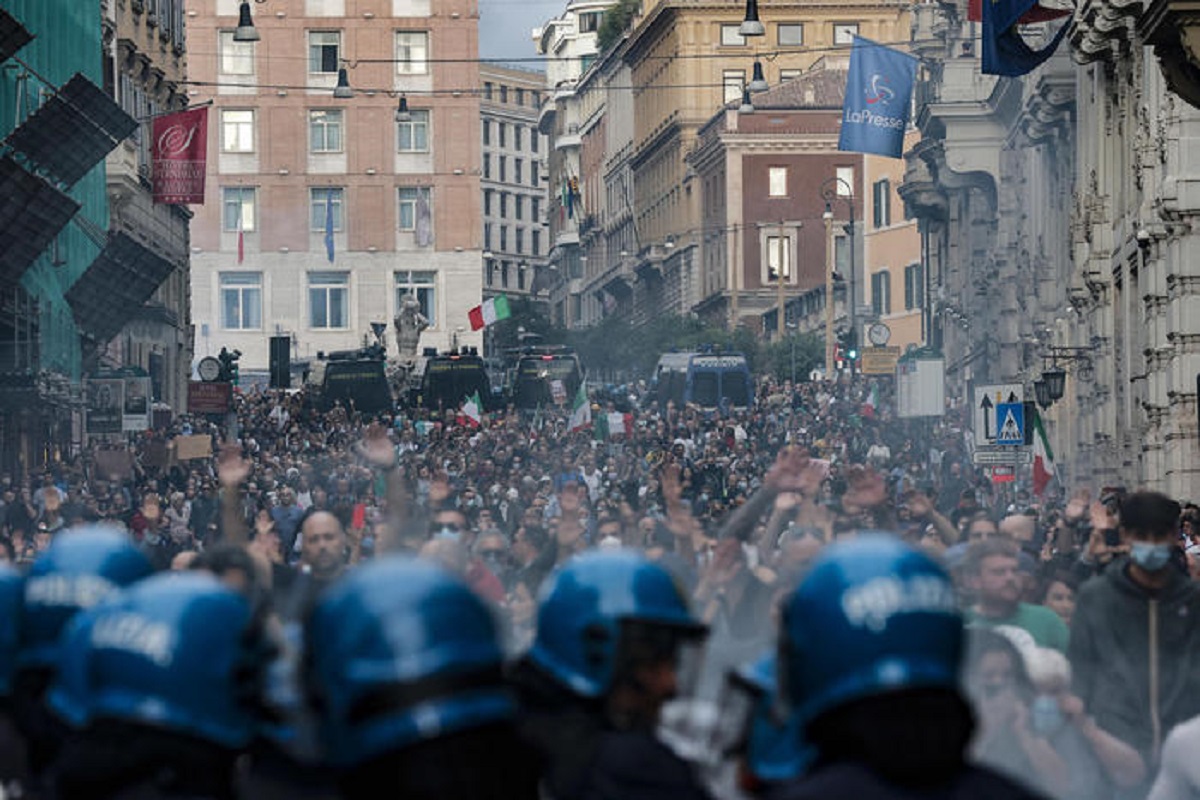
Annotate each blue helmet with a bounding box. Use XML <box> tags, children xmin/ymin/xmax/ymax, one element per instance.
<box><xmin>20</xmin><ymin>527</ymin><xmax>154</xmax><ymax>670</ymax></box>
<box><xmin>304</xmin><ymin>556</ymin><xmax>513</xmax><ymax>768</ymax></box>
<box><xmin>0</xmin><ymin>564</ymin><xmax>23</xmax><ymax>696</ymax></box>
<box><xmin>528</xmin><ymin>549</ymin><xmax>705</xmax><ymax>698</ymax></box>
<box><xmin>779</xmin><ymin>534</ymin><xmax>963</xmax><ymax>729</ymax></box>
<box><xmin>47</xmin><ymin>571</ymin><xmax>264</xmax><ymax>748</ymax></box>
<box><xmin>732</xmin><ymin>655</ymin><xmax>811</xmax><ymax>787</ymax></box>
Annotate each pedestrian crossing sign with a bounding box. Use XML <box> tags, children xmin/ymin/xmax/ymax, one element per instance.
<box><xmin>995</xmin><ymin>402</ymin><xmax>1024</xmax><ymax>445</ymax></box>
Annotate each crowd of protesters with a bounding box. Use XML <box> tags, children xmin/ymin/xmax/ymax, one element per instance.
<box><xmin>1</xmin><ymin>372</ymin><xmax>1199</xmax><ymax>799</ymax></box>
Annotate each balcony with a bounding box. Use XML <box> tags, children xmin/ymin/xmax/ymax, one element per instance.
<box><xmin>555</xmin><ymin>123</ymin><xmax>582</xmax><ymax>150</ymax></box>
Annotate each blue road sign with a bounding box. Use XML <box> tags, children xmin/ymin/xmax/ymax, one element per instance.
<box><xmin>995</xmin><ymin>402</ymin><xmax>1025</xmax><ymax>445</ymax></box>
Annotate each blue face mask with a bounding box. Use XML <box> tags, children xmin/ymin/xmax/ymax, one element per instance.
<box><xmin>1030</xmin><ymin>694</ymin><xmax>1064</xmax><ymax>736</ymax></box>
<box><xmin>1130</xmin><ymin>542</ymin><xmax>1173</xmax><ymax>572</ymax></box>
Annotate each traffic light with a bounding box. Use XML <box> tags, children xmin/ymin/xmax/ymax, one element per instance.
<box><xmin>217</xmin><ymin>347</ymin><xmax>242</xmax><ymax>384</ymax></box>
<box><xmin>837</xmin><ymin>328</ymin><xmax>859</xmax><ymax>362</ymax></box>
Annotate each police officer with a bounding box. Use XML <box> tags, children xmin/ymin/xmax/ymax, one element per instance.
<box><xmin>303</xmin><ymin>555</ymin><xmax>538</xmax><ymax>800</ymax></box>
<box><xmin>769</xmin><ymin>534</ymin><xmax>1047</xmax><ymax>799</ymax></box>
<box><xmin>0</xmin><ymin>563</ymin><xmax>29</xmax><ymax>797</ymax></box>
<box><xmin>14</xmin><ymin>528</ymin><xmax>154</xmax><ymax>790</ymax></box>
<box><xmin>46</xmin><ymin>570</ymin><xmax>274</xmax><ymax>800</ymax></box>
<box><xmin>509</xmin><ymin>549</ymin><xmax>713</xmax><ymax>800</ymax></box>
<box><xmin>723</xmin><ymin>655</ymin><xmax>810</xmax><ymax>796</ymax></box>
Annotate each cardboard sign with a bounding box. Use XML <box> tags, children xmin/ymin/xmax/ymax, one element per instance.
<box><xmin>173</xmin><ymin>434</ymin><xmax>212</xmax><ymax>461</ymax></box>
<box><xmin>93</xmin><ymin>449</ymin><xmax>134</xmax><ymax>481</ymax></box>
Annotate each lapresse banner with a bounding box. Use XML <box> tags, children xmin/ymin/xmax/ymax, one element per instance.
<box><xmin>838</xmin><ymin>37</ymin><xmax>917</xmax><ymax>160</ymax></box>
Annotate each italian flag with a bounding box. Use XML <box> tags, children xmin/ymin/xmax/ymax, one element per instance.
<box><xmin>458</xmin><ymin>391</ymin><xmax>483</xmax><ymax>427</ymax></box>
<box><xmin>1032</xmin><ymin>410</ymin><xmax>1056</xmax><ymax>497</ymax></box>
<box><xmin>595</xmin><ymin>412</ymin><xmax>631</xmax><ymax>440</ymax></box>
<box><xmin>468</xmin><ymin>295</ymin><xmax>511</xmax><ymax>331</ymax></box>
<box><xmin>568</xmin><ymin>384</ymin><xmax>591</xmax><ymax>431</ymax></box>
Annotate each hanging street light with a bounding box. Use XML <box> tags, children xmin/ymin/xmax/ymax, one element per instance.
<box><xmin>749</xmin><ymin>60</ymin><xmax>769</xmax><ymax>92</ymax></box>
<box><xmin>234</xmin><ymin>1</ymin><xmax>261</xmax><ymax>42</ymax></box>
<box><xmin>738</xmin><ymin>87</ymin><xmax>755</xmax><ymax>114</ymax></box>
<box><xmin>739</xmin><ymin>0</ymin><xmax>765</xmax><ymax>36</ymax></box>
<box><xmin>395</xmin><ymin>94</ymin><xmax>411</xmax><ymax>123</ymax></box>
<box><xmin>333</xmin><ymin>67</ymin><xmax>354</xmax><ymax>98</ymax></box>
<box><xmin>1041</xmin><ymin>366</ymin><xmax>1066</xmax><ymax>402</ymax></box>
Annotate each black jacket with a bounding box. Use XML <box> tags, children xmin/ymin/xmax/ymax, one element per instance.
<box><xmin>1067</xmin><ymin>557</ymin><xmax>1200</xmax><ymax>763</ymax></box>
<box><xmin>766</xmin><ymin>761</ymin><xmax>1047</xmax><ymax>800</ymax></box>
<box><xmin>509</xmin><ymin>658</ymin><xmax>713</xmax><ymax>800</ymax></box>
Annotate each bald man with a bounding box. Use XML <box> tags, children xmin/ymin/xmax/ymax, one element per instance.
<box><xmin>299</xmin><ymin>509</ymin><xmax>349</xmax><ymax>587</ymax></box>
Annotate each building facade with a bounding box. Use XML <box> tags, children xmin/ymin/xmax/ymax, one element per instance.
<box><xmin>103</xmin><ymin>0</ymin><xmax>193</xmax><ymax>413</ymax></box>
<box><xmin>688</xmin><ymin>64</ymin><xmax>860</xmax><ymax>339</ymax></box>
<box><xmin>189</xmin><ymin>0</ymin><xmax>484</xmax><ymax>376</ymax></box>
<box><xmin>901</xmin><ymin>0</ymin><xmax>1200</xmax><ymax>497</ymax></box>
<box><xmin>862</xmin><ymin>135</ymin><xmax>923</xmax><ymax>352</ymax></box>
<box><xmin>479</xmin><ymin>64</ymin><xmax>549</xmax><ymax>305</ymax></box>
<box><xmin>536</xmin><ymin>0</ymin><xmax>912</xmax><ymax>332</ymax></box>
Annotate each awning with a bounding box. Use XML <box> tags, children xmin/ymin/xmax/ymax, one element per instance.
<box><xmin>67</xmin><ymin>232</ymin><xmax>178</xmax><ymax>343</ymax></box>
<box><xmin>0</xmin><ymin>156</ymin><xmax>80</xmax><ymax>286</ymax></box>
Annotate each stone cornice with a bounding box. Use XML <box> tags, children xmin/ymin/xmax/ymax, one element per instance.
<box><xmin>1071</xmin><ymin>0</ymin><xmax>1144</xmax><ymax>65</ymax></box>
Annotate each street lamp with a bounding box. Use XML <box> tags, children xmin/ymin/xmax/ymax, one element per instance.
<box><xmin>820</xmin><ymin>175</ymin><xmax>855</xmax><ymax>371</ymax></box>
<box><xmin>234</xmin><ymin>0</ymin><xmax>264</xmax><ymax>42</ymax></box>
<box><xmin>1034</xmin><ymin>378</ymin><xmax>1053</xmax><ymax>410</ymax></box>
<box><xmin>786</xmin><ymin>322</ymin><xmax>798</xmax><ymax>384</ymax></box>
<box><xmin>823</xmin><ymin>203</ymin><xmax>835</xmax><ymax>375</ymax></box>
<box><xmin>1042</xmin><ymin>366</ymin><xmax>1066</xmax><ymax>402</ymax></box>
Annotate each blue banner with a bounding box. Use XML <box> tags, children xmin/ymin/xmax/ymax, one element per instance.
<box><xmin>982</xmin><ymin>0</ymin><xmax>1071</xmax><ymax>76</ymax></box>
<box><xmin>838</xmin><ymin>37</ymin><xmax>917</xmax><ymax>160</ymax></box>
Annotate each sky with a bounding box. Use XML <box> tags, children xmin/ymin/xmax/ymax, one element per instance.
<box><xmin>478</xmin><ymin>0</ymin><xmax>564</xmax><ymax>67</ymax></box>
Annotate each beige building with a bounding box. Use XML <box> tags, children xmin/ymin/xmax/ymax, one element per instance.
<box><xmin>188</xmin><ymin>0</ymin><xmax>483</xmax><ymax>377</ymax></box>
<box><xmin>479</xmin><ymin>64</ymin><xmax>549</xmax><ymax>303</ymax></box>
<box><xmin>623</xmin><ymin>0</ymin><xmax>910</xmax><ymax>319</ymax></box>
<box><xmin>862</xmin><ymin>134</ymin><xmax>922</xmax><ymax>352</ymax></box>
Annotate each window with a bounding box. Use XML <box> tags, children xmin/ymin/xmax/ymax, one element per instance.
<box><xmin>530</xmin><ymin>165</ymin><xmax>539</xmax><ymax>188</ymax></box>
<box><xmin>779</xmin><ymin>68</ymin><xmax>802</xmax><ymax>81</ymax></box>
<box><xmin>516</xmin><ymin>88</ymin><xmax>525</xmax><ymax>105</ymax></box>
<box><xmin>221</xmin><ymin>110</ymin><xmax>254</xmax><ymax>152</ymax></box>
<box><xmin>518</xmin><ymin>263</ymin><xmax>527</xmax><ymax>290</ymax></box>
<box><xmin>904</xmin><ymin>264</ymin><xmax>924</xmax><ymax>310</ymax></box>
<box><xmin>723</xmin><ymin>69</ymin><xmax>745</xmax><ymax>104</ymax></box>
<box><xmin>395</xmin><ymin>31</ymin><xmax>428</xmax><ymax>74</ymax></box>
<box><xmin>222</xmin><ymin>187</ymin><xmax>256</xmax><ymax>231</ymax></box>
<box><xmin>482</xmin><ymin>120</ymin><xmax>490</xmax><ymax>146</ymax></box>
<box><xmin>397</xmin><ymin>109</ymin><xmax>429</xmax><ymax>152</ymax></box>
<box><xmin>310</xmin><ymin>187</ymin><xmax>344</xmax><ymax>231</ymax></box>
<box><xmin>308</xmin><ymin>31</ymin><xmax>341</xmax><ymax>73</ymax></box>
<box><xmin>768</xmin><ymin>167</ymin><xmax>788</xmax><ymax>197</ymax></box>
<box><xmin>220</xmin><ymin>273</ymin><xmax>262</xmax><ymax>330</ymax></box>
<box><xmin>500</xmin><ymin>226</ymin><xmax>508</xmax><ymax>250</ymax></box>
<box><xmin>309</xmin><ymin>271</ymin><xmax>349</xmax><ymax>329</ymax></box>
<box><xmin>514</xmin><ymin>125</ymin><xmax>522</xmax><ymax>151</ymax></box>
<box><xmin>720</xmin><ymin>24</ymin><xmax>746</xmax><ymax>46</ymax></box>
<box><xmin>218</xmin><ymin>31</ymin><xmax>254</xmax><ymax>75</ymax></box>
<box><xmin>309</xmin><ymin>109</ymin><xmax>344</xmax><ymax>153</ymax></box>
<box><xmin>532</xmin><ymin>229</ymin><xmax>541</xmax><ymax>254</ymax></box>
<box><xmin>501</xmin><ymin>262</ymin><xmax>510</xmax><ymax>288</ymax></box>
<box><xmin>766</xmin><ymin>235</ymin><xmax>791</xmax><ymax>282</ymax></box>
<box><xmin>484</xmin><ymin>222</ymin><xmax>493</xmax><ymax>249</ymax></box>
<box><xmin>398</xmin><ymin>187</ymin><xmax>432</xmax><ymax>231</ymax></box>
<box><xmin>579</xmin><ymin>11</ymin><xmax>601</xmax><ymax>32</ymax></box>
<box><xmin>484</xmin><ymin>82</ymin><xmax>493</xmax><ymax>100</ymax></box>
<box><xmin>531</xmin><ymin>197</ymin><xmax>540</xmax><ymax>220</ymax></box>
<box><xmin>499</xmin><ymin>156</ymin><xmax>507</xmax><ymax>182</ymax></box>
<box><xmin>515</xmin><ymin>228</ymin><xmax>524</xmax><ymax>254</ymax></box>
<box><xmin>777</xmin><ymin>23</ymin><xmax>803</xmax><ymax>45</ymax></box>
<box><xmin>395</xmin><ymin>271</ymin><xmax>436</xmax><ymax>326</ymax></box>
<box><xmin>483</xmin><ymin>154</ymin><xmax>491</xmax><ymax>178</ymax></box>
<box><xmin>871</xmin><ymin>271</ymin><xmax>891</xmax><ymax>315</ymax></box>
<box><xmin>500</xmin><ymin>85</ymin><xmax>508</xmax><ymax>103</ymax></box>
<box><xmin>498</xmin><ymin>123</ymin><xmax>506</xmax><ymax>148</ymax></box>
<box><xmin>531</xmin><ymin>127</ymin><xmax>539</xmax><ymax>152</ymax></box>
<box><xmin>873</xmin><ymin>178</ymin><xmax>891</xmax><ymax>228</ymax></box>
<box><xmin>484</xmin><ymin>189</ymin><xmax>493</xmax><ymax>216</ymax></box>
<box><xmin>833</xmin><ymin>23</ymin><xmax>859</xmax><ymax>45</ymax></box>
<box><xmin>514</xmin><ymin>159</ymin><xmax>523</xmax><ymax>184</ymax></box>
<box><xmin>515</xmin><ymin>195</ymin><xmax>523</xmax><ymax>220</ymax></box>
<box><xmin>836</xmin><ymin>166</ymin><xmax>855</xmax><ymax>197</ymax></box>
<box><xmin>499</xmin><ymin>192</ymin><xmax>508</xmax><ymax>218</ymax></box>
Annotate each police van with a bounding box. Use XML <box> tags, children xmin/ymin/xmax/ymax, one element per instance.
<box><xmin>654</xmin><ymin>350</ymin><xmax>753</xmax><ymax>411</ymax></box>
